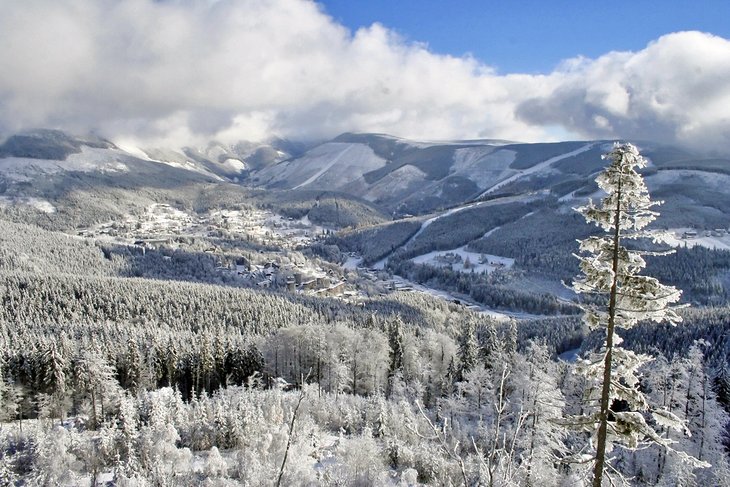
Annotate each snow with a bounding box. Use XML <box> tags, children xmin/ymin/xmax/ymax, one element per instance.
<box><xmin>0</xmin><ymin>142</ymin><xmax>229</xmax><ymax>184</ymax></box>
<box><xmin>221</xmin><ymin>157</ymin><xmax>246</xmax><ymax>172</ymax></box>
<box><xmin>0</xmin><ymin>196</ymin><xmax>56</xmax><ymax>213</ymax></box>
<box><xmin>558</xmin><ymin>348</ymin><xmax>581</xmax><ymax>363</ymax></box>
<box><xmin>343</xmin><ymin>255</ymin><xmax>363</xmax><ymax>270</ymax></box>
<box><xmin>371</xmin><ymin>195</ymin><xmax>538</xmax><ymax>269</ymax></box>
<box><xmin>411</xmin><ymin>246</ymin><xmax>514</xmax><ymax>275</ymax></box>
<box><xmin>646</xmin><ymin>168</ymin><xmax>730</xmax><ymax>189</ymax></box>
<box><xmin>405</xmin><ymin>201</ymin><xmax>487</xmax><ymax>249</ymax></box>
<box><xmin>363</xmin><ymin>165</ymin><xmax>427</xmax><ymax>202</ymax></box>
<box><xmin>293</xmin><ymin>144</ymin><xmax>356</xmax><ymax>189</ymax></box>
<box><xmin>97</xmin><ymin>472</ymin><xmax>115</xmax><ymax>484</ymax></box>
<box><xmin>114</xmin><ymin>141</ymin><xmax>155</xmax><ymax>161</ymax></box>
<box><xmin>478</xmin><ymin>142</ymin><xmax>597</xmax><ymax>198</ymax></box>
<box><xmin>661</xmin><ymin>228</ymin><xmax>730</xmax><ymax>251</ymax></box>
<box><xmin>451</xmin><ymin>147</ymin><xmax>516</xmax><ymax>190</ymax></box>
<box><xmin>27</xmin><ymin>198</ymin><xmax>56</xmax><ymax>213</ymax></box>
<box><xmin>404</xmin><ymin>138</ymin><xmax>515</xmax><ymax>148</ymax></box>
<box><xmin>115</xmin><ymin>145</ymin><xmax>225</xmax><ymax>180</ymax></box>
<box><xmin>0</xmin><ymin>147</ymin><xmax>130</xmax><ymax>180</ymax></box>
<box><xmin>312</xmin><ymin>433</ymin><xmax>340</xmax><ymax>472</ymax></box>
<box><xmin>387</xmin><ymin>274</ymin><xmax>512</xmax><ymax>320</ymax></box>
<box><xmin>258</xmin><ymin>142</ymin><xmax>387</xmax><ymax>190</ymax></box>
<box><xmin>558</xmin><ymin>190</ymin><xmax>579</xmax><ymax>202</ymax></box>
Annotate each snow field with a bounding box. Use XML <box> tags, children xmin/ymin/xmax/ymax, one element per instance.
<box><xmin>410</xmin><ymin>246</ymin><xmax>514</xmax><ymax>275</ymax></box>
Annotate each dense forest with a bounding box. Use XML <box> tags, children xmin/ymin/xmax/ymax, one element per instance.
<box><xmin>1</xmin><ymin>203</ymin><xmax>729</xmax><ymax>486</ymax></box>
<box><xmin>2</xmin><ymin>136</ymin><xmax>730</xmax><ymax>486</ymax></box>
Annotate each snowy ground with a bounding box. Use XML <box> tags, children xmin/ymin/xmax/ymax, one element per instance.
<box><xmin>478</xmin><ymin>142</ymin><xmax>597</xmax><ymax>198</ymax></box>
<box><xmin>258</xmin><ymin>142</ymin><xmax>387</xmax><ymax>191</ymax></box>
<box><xmin>387</xmin><ymin>275</ymin><xmax>512</xmax><ymax>320</ymax></box>
<box><xmin>410</xmin><ymin>246</ymin><xmax>514</xmax><ymax>274</ymax></box>
<box><xmin>342</xmin><ymin>255</ymin><xmax>363</xmax><ymax>270</ymax></box>
<box><xmin>662</xmin><ymin>228</ymin><xmax>730</xmax><ymax>251</ymax></box>
<box><xmin>451</xmin><ymin>147</ymin><xmax>516</xmax><ymax>190</ymax></box>
<box><xmin>0</xmin><ymin>196</ymin><xmax>56</xmax><ymax>213</ymax></box>
<box><xmin>115</xmin><ymin>144</ymin><xmax>224</xmax><ymax>180</ymax></box>
<box><xmin>558</xmin><ymin>348</ymin><xmax>581</xmax><ymax>363</ymax></box>
<box><xmin>0</xmin><ymin>147</ymin><xmax>130</xmax><ymax>181</ymax></box>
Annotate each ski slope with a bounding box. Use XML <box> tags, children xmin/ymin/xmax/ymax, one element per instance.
<box><xmin>478</xmin><ymin>142</ymin><xmax>596</xmax><ymax>198</ymax></box>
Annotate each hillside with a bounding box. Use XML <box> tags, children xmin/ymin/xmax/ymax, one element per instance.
<box><xmin>3</xmin><ymin>129</ymin><xmax>730</xmax><ymax>311</ymax></box>
<box><xmin>1</xmin><ymin>130</ymin><xmax>730</xmax><ymax>485</ymax></box>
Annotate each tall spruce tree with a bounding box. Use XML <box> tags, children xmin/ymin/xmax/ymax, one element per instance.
<box><xmin>567</xmin><ymin>143</ymin><xmax>706</xmax><ymax>485</ymax></box>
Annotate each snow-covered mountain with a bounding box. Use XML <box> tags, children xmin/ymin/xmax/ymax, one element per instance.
<box><xmin>0</xmin><ymin>129</ymin><xmax>309</xmax><ymax>185</ymax></box>
<box><xmin>2</xmin><ymin>129</ymin><xmax>729</xmax><ymax>232</ymax></box>
<box><xmin>0</xmin><ymin>129</ymin><xmax>386</xmax><ymax>231</ymax></box>
<box><xmin>251</xmin><ymin>132</ymin><xmax>730</xmax><ymax>221</ymax></box>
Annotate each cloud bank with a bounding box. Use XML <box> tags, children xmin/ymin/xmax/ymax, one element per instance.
<box><xmin>0</xmin><ymin>0</ymin><xmax>728</xmax><ymax>151</ymax></box>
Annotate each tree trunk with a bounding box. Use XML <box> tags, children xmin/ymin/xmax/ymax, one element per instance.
<box><xmin>593</xmin><ymin>177</ymin><xmax>622</xmax><ymax>487</ymax></box>
<box><xmin>90</xmin><ymin>388</ymin><xmax>97</xmax><ymax>430</ymax></box>
<box><xmin>352</xmin><ymin>357</ymin><xmax>358</xmax><ymax>396</ymax></box>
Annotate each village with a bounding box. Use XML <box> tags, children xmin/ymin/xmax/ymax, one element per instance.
<box><xmin>73</xmin><ymin>203</ymin><xmax>385</xmax><ymax>301</ymax></box>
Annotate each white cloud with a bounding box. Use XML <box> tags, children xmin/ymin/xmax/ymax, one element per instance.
<box><xmin>517</xmin><ymin>32</ymin><xmax>730</xmax><ymax>152</ymax></box>
<box><xmin>0</xmin><ymin>1</ymin><xmax>728</xmax><ymax>152</ymax></box>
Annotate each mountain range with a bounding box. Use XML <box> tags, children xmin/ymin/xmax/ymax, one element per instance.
<box><xmin>3</xmin><ymin>128</ymin><xmax>729</xmax><ymax>228</ymax></box>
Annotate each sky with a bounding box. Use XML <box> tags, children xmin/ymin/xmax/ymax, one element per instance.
<box><xmin>0</xmin><ymin>0</ymin><xmax>729</xmax><ymax>152</ymax></box>
<box><xmin>320</xmin><ymin>0</ymin><xmax>730</xmax><ymax>74</ymax></box>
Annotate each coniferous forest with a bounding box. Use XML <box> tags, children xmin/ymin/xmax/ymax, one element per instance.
<box><xmin>1</xmin><ymin>142</ymin><xmax>730</xmax><ymax>487</ymax></box>
<box><xmin>2</xmin><ymin>1</ymin><xmax>730</xmax><ymax>484</ymax></box>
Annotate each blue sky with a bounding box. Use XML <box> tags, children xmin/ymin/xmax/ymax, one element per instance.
<box><xmin>320</xmin><ymin>0</ymin><xmax>730</xmax><ymax>73</ymax></box>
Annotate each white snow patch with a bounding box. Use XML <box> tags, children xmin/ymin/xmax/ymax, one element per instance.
<box><xmin>0</xmin><ymin>147</ymin><xmax>130</xmax><ymax>180</ymax></box>
<box><xmin>27</xmin><ymin>198</ymin><xmax>56</xmax><ymax>213</ymax></box>
<box><xmin>293</xmin><ymin>144</ymin><xmax>355</xmax><ymax>188</ymax></box>
<box><xmin>115</xmin><ymin>146</ymin><xmax>224</xmax><ymax>180</ymax></box>
<box><xmin>452</xmin><ymin>148</ymin><xmax>516</xmax><ymax>190</ymax></box>
<box><xmin>559</xmin><ymin>348</ymin><xmax>581</xmax><ymax>363</ymax></box>
<box><xmin>387</xmin><ymin>275</ymin><xmax>512</xmax><ymax>321</ymax></box>
<box><xmin>411</xmin><ymin>246</ymin><xmax>514</xmax><ymax>275</ymax></box>
<box><xmin>661</xmin><ymin>228</ymin><xmax>730</xmax><ymax>251</ymax></box>
<box><xmin>405</xmin><ymin>138</ymin><xmax>515</xmax><ymax>148</ymax></box>
<box><xmin>364</xmin><ymin>164</ymin><xmax>428</xmax><ymax>202</ymax></box>
<box><xmin>404</xmin><ymin>200</ymin><xmax>494</xmax><ymax>249</ymax></box>
<box><xmin>257</xmin><ymin>143</ymin><xmax>386</xmax><ymax>190</ymax></box>
<box><xmin>646</xmin><ymin>168</ymin><xmax>730</xmax><ymax>192</ymax></box>
<box><xmin>221</xmin><ymin>158</ymin><xmax>246</xmax><ymax>172</ymax></box>
<box><xmin>558</xmin><ymin>190</ymin><xmax>580</xmax><ymax>202</ymax></box>
<box><xmin>343</xmin><ymin>255</ymin><xmax>363</xmax><ymax>270</ymax></box>
<box><xmin>478</xmin><ymin>142</ymin><xmax>596</xmax><ymax>198</ymax></box>
<box><xmin>371</xmin><ymin>196</ymin><xmax>537</xmax><ymax>269</ymax></box>
<box><xmin>0</xmin><ymin>196</ymin><xmax>56</xmax><ymax>213</ymax></box>
<box><xmin>114</xmin><ymin>142</ymin><xmax>155</xmax><ymax>161</ymax></box>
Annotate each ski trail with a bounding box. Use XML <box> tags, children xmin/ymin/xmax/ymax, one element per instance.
<box><xmin>292</xmin><ymin>145</ymin><xmax>354</xmax><ymax>189</ymax></box>
<box><xmin>372</xmin><ymin>201</ymin><xmax>492</xmax><ymax>269</ymax></box>
<box><xmin>478</xmin><ymin>142</ymin><xmax>596</xmax><ymax>198</ymax></box>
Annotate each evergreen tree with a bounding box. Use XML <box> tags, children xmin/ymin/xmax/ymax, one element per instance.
<box><xmin>386</xmin><ymin>317</ymin><xmax>405</xmax><ymax>398</ymax></box>
<box><xmin>566</xmin><ymin>143</ymin><xmax>705</xmax><ymax>485</ymax></box>
<box><xmin>40</xmin><ymin>342</ymin><xmax>70</xmax><ymax>423</ymax></box>
<box><xmin>457</xmin><ymin>320</ymin><xmax>478</xmax><ymax>381</ymax></box>
<box><xmin>713</xmin><ymin>362</ymin><xmax>730</xmax><ymax>413</ymax></box>
<box><xmin>74</xmin><ymin>348</ymin><xmax>118</xmax><ymax>429</ymax></box>
<box><xmin>478</xmin><ymin>321</ymin><xmax>502</xmax><ymax>369</ymax></box>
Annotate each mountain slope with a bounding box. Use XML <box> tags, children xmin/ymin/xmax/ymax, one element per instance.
<box><xmin>0</xmin><ymin>130</ymin><xmax>387</xmax><ymax>231</ymax></box>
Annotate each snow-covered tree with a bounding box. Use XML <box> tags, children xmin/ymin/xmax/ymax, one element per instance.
<box><xmin>566</xmin><ymin>142</ymin><xmax>705</xmax><ymax>485</ymax></box>
<box><xmin>387</xmin><ymin>317</ymin><xmax>405</xmax><ymax>398</ymax></box>
<box><xmin>74</xmin><ymin>348</ymin><xmax>119</xmax><ymax>429</ymax></box>
<box><xmin>457</xmin><ymin>320</ymin><xmax>478</xmax><ymax>380</ymax></box>
<box><xmin>513</xmin><ymin>342</ymin><xmax>567</xmax><ymax>487</ymax></box>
